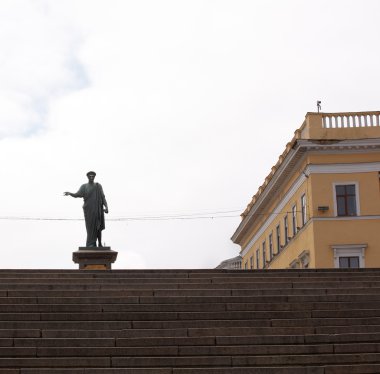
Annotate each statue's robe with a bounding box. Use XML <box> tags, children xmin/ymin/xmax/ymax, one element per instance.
<box><xmin>75</xmin><ymin>183</ymin><xmax>107</xmax><ymax>247</ymax></box>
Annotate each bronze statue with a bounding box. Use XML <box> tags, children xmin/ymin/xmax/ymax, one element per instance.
<box><xmin>64</xmin><ymin>171</ymin><xmax>108</xmax><ymax>247</ymax></box>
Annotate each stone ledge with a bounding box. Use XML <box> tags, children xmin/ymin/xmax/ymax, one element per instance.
<box><xmin>72</xmin><ymin>248</ymin><xmax>118</xmax><ymax>270</ymax></box>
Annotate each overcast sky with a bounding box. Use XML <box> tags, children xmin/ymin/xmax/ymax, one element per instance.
<box><xmin>1</xmin><ymin>0</ymin><xmax>380</xmax><ymax>269</ymax></box>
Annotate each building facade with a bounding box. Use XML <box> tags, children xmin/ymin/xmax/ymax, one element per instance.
<box><xmin>215</xmin><ymin>255</ymin><xmax>242</xmax><ymax>269</ymax></box>
<box><xmin>232</xmin><ymin>111</ymin><xmax>380</xmax><ymax>269</ymax></box>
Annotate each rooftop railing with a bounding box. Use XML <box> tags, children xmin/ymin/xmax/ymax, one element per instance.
<box><xmin>322</xmin><ymin>112</ymin><xmax>380</xmax><ymax>129</ymax></box>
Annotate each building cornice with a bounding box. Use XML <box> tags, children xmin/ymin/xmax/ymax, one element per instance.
<box><xmin>298</xmin><ymin>137</ymin><xmax>380</xmax><ymax>149</ymax></box>
<box><xmin>312</xmin><ymin>215</ymin><xmax>380</xmax><ymax>221</ymax></box>
<box><xmin>305</xmin><ymin>162</ymin><xmax>380</xmax><ymax>175</ymax></box>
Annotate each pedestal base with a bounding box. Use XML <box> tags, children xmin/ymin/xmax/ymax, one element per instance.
<box><xmin>72</xmin><ymin>247</ymin><xmax>118</xmax><ymax>270</ymax></box>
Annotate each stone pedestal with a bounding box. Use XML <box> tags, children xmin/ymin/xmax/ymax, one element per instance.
<box><xmin>72</xmin><ymin>247</ymin><xmax>118</xmax><ymax>270</ymax></box>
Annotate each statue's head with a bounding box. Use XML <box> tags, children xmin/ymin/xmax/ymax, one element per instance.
<box><xmin>87</xmin><ymin>171</ymin><xmax>96</xmax><ymax>182</ymax></box>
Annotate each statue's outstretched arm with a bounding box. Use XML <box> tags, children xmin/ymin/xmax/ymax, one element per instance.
<box><xmin>64</xmin><ymin>186</ymin><xmax>84</xmax><ymax>198</ymax></box>
<box><xmin>64</xmin><ymin>192</ymin><xmax>80</xmax><ymax>198</ymax></box>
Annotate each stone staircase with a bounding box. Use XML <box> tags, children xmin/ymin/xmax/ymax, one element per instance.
<box><xmin>0</xmin><ymin>268</ymin><xmax>380</xmax><ymax>373</ymax></box>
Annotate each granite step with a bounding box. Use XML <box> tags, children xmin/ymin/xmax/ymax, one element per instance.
<box><xmin>4</xmin><ymin>282</ymin><xmax>380</xmax><ymax>291</ymax></box>
<box><xmin>4</xmin><ymin>352</ymin><xmax>380</xmax><ymax>368</ymax></box>
<box><xmin>0</xmin><ymin>310</ymin><xmax>313</xmax><ymax>321</ymax></box>
<box><xmin>1</xmin><ymin>317</ymin><xmax>378</xmax><ymax>330</ymax></box>
<box><xmin>5</xmin><ymin>368</ymin><xmax>380</xmax><ymax>374</ymax></box>
<box><xmin>5</xmin><ymin>343</ymin><xmax>333</xmax><ymax>357</ymax></box>
<box><xmin>4</xmin><ymin>293</ymin><xmax>380</xmax><ymax>305</ymax></box>
<box><xmin>8</xmin><ymin>295</ymin><xmax>380</xmax><ymax>307</ymax></box>
<box><xmin>106</xmin><ymin>353</ymin><xmax>380</xmax><ymax>367</ymax></box>
<box><xmin>5</xmin><ymin>274</ymin><xmax>373</xmax><ymax>282</ymax></box>
<box><xmin>3</xmin><ymin>276</ymin><xmax>380</xmax><ymax>283</ymax></box>
<box><xmin>5</xmin><ymin>287</ymin><xmax>380</xmax><ymax>299</ymax></box>
<box><xmin>12</xmin><ymin>365</ymin><xmax>380</xmax><ymax>374</ymax></box>
<box><xmin>6</xmin><ymin>331</ymin><xmax>380</xmax><ymax>347</ymax></box>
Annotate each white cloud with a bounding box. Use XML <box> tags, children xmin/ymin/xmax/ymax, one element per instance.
<box><xmin>1</xmin><ymin>0</ymin><xmax>380</xmax><ymax>268</ymax></box>
<box><xmin>0</xmin><ymin>0</ymin><xmax>87</xmax><ymax>138</ymax></box>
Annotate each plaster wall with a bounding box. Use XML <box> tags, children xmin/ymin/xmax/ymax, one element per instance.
<box><xmin>313</xmin><ymin>219</ymin><xmax>380</xmax><ymax>268</ymax></box>
<box><xmin>308</xmin><ymin>171</ymin><xmax>380</xmax><ymax>218</ymax></box>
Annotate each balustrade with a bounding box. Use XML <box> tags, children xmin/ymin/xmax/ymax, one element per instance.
<box><xmin>322</xmin><ymin>112</ymin><xmax>380</xmax><ymax>128</ymax></box>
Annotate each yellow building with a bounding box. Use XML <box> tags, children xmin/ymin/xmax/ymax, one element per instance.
<box><xmin>231</xmin><ymin>111</ymin><xmax>380</xmax><ymax>269</ymax></box>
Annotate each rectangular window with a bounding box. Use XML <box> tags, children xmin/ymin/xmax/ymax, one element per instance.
<box><xmin>332</xmin><ymin>245</ymin><xmax>366</xmax><ymax>268</ymax></box>
<box><xmin>339</xmin><ymin>256</ymin><xmax>360</xmax><ymax>269</ymax></box>
<box><xmin>249</xmin><ymin>256</ymin><xmax>253</xmax><ymax>270</ymax></box>
<box><xmin>276</xmin><ymin>225</ymin><xmax>281</xmax><ymax>253</ymax></box>
<box><xmin>335</xmin><ymin>184</ymin><xmax>357</xmax><ymax>216</ymax></box>
<box><xmin>301</xmin><ymin>194</ymin><xmax>307</xmax><ymax>226</ymax></box>
<box><xmin>284</xmin><ymin>216</ymin><xmax>289</xmax><ymax>245</ymax></box>
<box><xmin>244</xmin><ymin>261</ymin><xmax>248</xmax><ymax>270</ymax></box>
<box><xmin>262</xmin><ymin>241</ymin><xmax>266</xmax><ymax>268</ymax></box>
<box><xmin>292</xmin><ymin>204</ymin><xmax>297</xmax><ymax>236</ymax></box>
<box><xmin>256</xmin><ymin>248</ymin><xmax>260</xmax><ymax>269</ymax></box>
<box><xmin>269</xmin><ymin>233</ymin><xmax>273</xmax><ymax>260</ymax></box>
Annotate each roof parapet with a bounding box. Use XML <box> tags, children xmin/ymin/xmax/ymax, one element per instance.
<box><xmin>304</xmin><ymin>111</ymin><xmax>380</xmax><ymax>139</ymax></box>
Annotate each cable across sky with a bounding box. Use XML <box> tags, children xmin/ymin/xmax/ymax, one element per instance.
<box><xmin>0</xmin><ymin>209</ymin><xmax>308</xmax><ymax>222</ymax></box>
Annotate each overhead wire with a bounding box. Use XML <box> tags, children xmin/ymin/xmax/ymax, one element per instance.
<box><xmin>0</xmin><ymin>209</ymin><xmax>307</xmax><ymax>222</ymax></box>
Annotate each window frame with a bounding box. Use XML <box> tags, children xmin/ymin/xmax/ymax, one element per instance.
<box><xmin>255</xmin><ymin>248</ymin><xmax>260</xmax><ymax>269</ymax></box>
<box><xmin>298</xmin><ymin>250</ymin><xmax>310</xmax><ymax>269</ymax></box>
<box><xmin>331</xmin><ymin>244</ymin><xmax>366</xmax><ymax>268</ymax></box>
<box><xmin>333</xmin><ymin>182</ymin><xmax>360</xmax><ymax>217</ymax></box>
<box><xmin>262</xmin><ymin>240</ymin><xmax>266</xmax><ymax>268</ymax></box>
<box><xmin>292</xmin><ymin>204</ymin><xmax>297</xmax><ymax>236</ymax></box>
<box><xmin>301</xmin><ymin>194</ymin><xmax>307</xmax><ymax>226</ymax></box>
<box><xmin>339</xmin><ymin>256</ymin><xmax>360</xmax><ymax>269</ymax></box>
<box><xmin>284</xmin><ymin>215</ymin><xmax>289</xmax><ymax>245</ymax></box>
<box><xmin>276</xmin><ymin>224</ymin><xmax>281</xmax><ymax>253</ymax></box>
<box><xmin>268</xmin><ymin>232</ymin><xmax>273</xmax><ymax>260</ymax></box>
